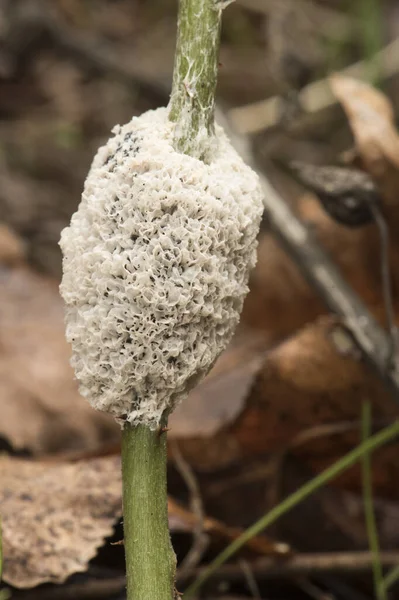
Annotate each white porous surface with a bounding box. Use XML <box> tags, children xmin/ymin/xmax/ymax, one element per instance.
<box><xmin>60</xmin><ymin>107</ymin><xmax>263</xmax><ymax>428</ymax></box>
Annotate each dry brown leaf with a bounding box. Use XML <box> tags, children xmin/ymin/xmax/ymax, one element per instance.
<box><xmin>330</xmin><ymin>75</ymin><xmax>399</xmax><ymax>208</ymax></box>
<box><xmin>172</xmin><ymin>318</ymin><xmax>399</xmax><ymax>498</ymax></box>
<box><xmin>0</xmin><ymin>455</ymin><xmax>122</xmax><ymax>588</ymax></box>
<box><xmin>170</xmin><ymin>326</ymin><xmax>268</xmax><ymax>439</ymax></box>
<box><xmin>0</xmin><ymin>454</ymin><xmax>287</xmax><ymax>590</ymax></box>
<box><xmin>234</xmin><ymin>317</ymin><xmax>396</xmax><ymax>463</ymax></box>
<box><xmin>242</xmin><ymin>193</ymin><xmax>389</xmax><ymax>338</ymax></box>
<box><xmin>169</xmin><ymin>326</ymin><xmax>271</xmax><ymax>472</ymax></box>
<box><xmin>0</xmin><ymin>259</ymin><xmax>119</xmax><ymax>455</ymax></box>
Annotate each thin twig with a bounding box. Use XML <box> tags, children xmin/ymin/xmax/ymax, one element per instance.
<box><xmin>257</xmin><ymin>175</ymin><xmax>399</xmax><ymax>396</ymax></box>
<box><xmin>259</xmin><ymin>178</ymin><xmax>399</xmax><ymax>396</ymax></box>
<box><xmin>206</xmin><ymin>418</ymin><xmax>395</xmax><ymax>499</ymax></box>
<box><xmin>239</xmin><ymin>559</ymin><xmax>262</xmax><ymax>599</ymax></box>
<box><xmin>181</xmin><ymin>551</ymin><xmax>399</xmax><ymax>584</ymax></box>
<box><xmin>15</xmin><ymin>576</ymin><xmax>127</xmax><ymax>600</ymax></box>
<box><xmin>294</xmin><ymin>578</ymin><xmax>335</xmax><ymax>600</ymax></box>
<box><xmin>172</xmin><ymin>441</ymin><xmax>209</xmax><ymax>578</ymax></box>
<box><xmin>218</xmin><ymin>110</ymin><xmax>399</xmax><ymax>402</ymax></box>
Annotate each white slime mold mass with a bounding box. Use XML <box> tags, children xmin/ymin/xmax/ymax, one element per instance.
<box><xmin>60</xmin><ymin>107</ymin><xmax>263</xmax><ymax>428</ymax></box>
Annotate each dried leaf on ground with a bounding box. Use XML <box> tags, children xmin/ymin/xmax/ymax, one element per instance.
<box><xmin>0</xmin><ymin>455</ymin><xmax>122</xmax><ymax>588</ymax></box>
<box><xmin>170</xmin><ymin>326</ymin><xmax>268</xmax><ymax>439</ymax></box>
<box><xmin>171</xmin><ymin>318</ymin><xmax>399</xmax><ymax>498</ymax></box>
<box><xmin>330</xmin><ymin>75</ymin><xmax>399</xmax><ymax>209</ymax></box>
<box><xmin>242</xmin><ymin>193</ymin><xmax>391</xmax><ymax>338</ymax></box>
<box><xmin>243</xmin><ymin>81</ymin><xmax>399</xmax><ymax>340</ymax></box>
<box><xmin>0</xmin><ymin>256</ymin><xmax>119</xmax><ymax>455</ymax></box>
<box><xmin>0</xmin><ymin>452</ymin><xmax>288</xmax><ymax>590</ymax></box>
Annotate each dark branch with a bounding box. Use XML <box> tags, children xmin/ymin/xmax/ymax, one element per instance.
<box><xmin>217</xmin><ymin>110</ymin><xmax>399</xmax><ymax>403</ymax></box>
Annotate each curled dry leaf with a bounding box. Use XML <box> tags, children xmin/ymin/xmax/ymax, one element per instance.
<box><xmin>0</xmin><ymin>244</ymin><xmax>119</xmax><ymax>455</ymax></box>
<box><xmin>170</xmin><ymin>326</ymin><xmax>268</xmax><ymax>439</ymax></box>
<box><xmin>172</xmin><ymin>318</ymin><xmax>399</xmax><ymax>498</ymax></box>
<box><xmin>242</xmin><ymin>193</ymin><xmax>389</xmax><ymax>337</ymax></box>
<box><xmin>330</xmin><ymin>74</ymin><xmax>399</xmax><ymax>210</ymax></box>
<box><xmin>169</xmin><ymin>325</ymin><xmax>270</xmax><ymax>472</ymax></box>
<box><xmin>0</xmin><ymin>453</ymin><xmax>287</xmax><ymax>590</ymax></box>
<box><xmin>243</xmin><ymin>81</ymin><xmax>399</xmax><ymax>342</ymax></box>
<box><xmin>235</xmin><ymin>318</ymin><xmax>397</xmax><ymax>473</ymax></box>
<box><xmin>0</xmin><ymin>455</ymin><xmax>122</xmax><ymax>588</ymax></box>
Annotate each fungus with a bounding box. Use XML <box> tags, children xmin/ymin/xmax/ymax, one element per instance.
<box><xmin>60</xmin><ymin>1</ymin><xmax>263</xmax><ymax>598</ymax></box>
<box><xmin>60</xmin><ymin>107</ymin><xmax>263</xmax><ymax>429</ymax></box>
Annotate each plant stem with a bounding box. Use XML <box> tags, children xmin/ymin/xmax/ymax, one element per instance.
<box><xmin>169</xmin><ymin>0</ymin><xmax>223</xmax><ymax>161</ymax></box>
<box><xmin>122</xmin><ymin>422</ymin><xmax>176</xmax><ymax>600</ymax></box>
<box><xmin>121</xmin><ymin>3</ymin><xmax>227</xmax><ymax>597</ymax></box>
<box><xmin>380</xmin><ymin>564</ymin><xmax>399</xmax><ymax>594</ymax></box>
<box><xmin>184</xmin><ymin>419</ymin><xmax>399</xmax><ymax>599</ymax></box>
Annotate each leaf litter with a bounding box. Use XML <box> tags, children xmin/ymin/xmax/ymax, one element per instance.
<box><xmin>1</xmin><ymin>3</ymin><xmax>399</xmax><ymax>598</ymax></box>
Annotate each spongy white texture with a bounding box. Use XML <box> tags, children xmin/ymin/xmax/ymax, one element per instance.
<box><xmin>60</xmin><ymin>107</ymin><xmax>263</xmax><ymax>428</ymax></box>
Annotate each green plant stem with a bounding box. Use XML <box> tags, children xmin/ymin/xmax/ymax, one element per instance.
<box><xmin>121</xmin><ymin>3</ymin><xmax>226</xmax><ymax>597</ymax></box>
<box><xmin>122</xmin><ymin>422</ymin><xmax>176</xmax><ymax>600</ymax></box>
<box><xmin>169</xmin><ymin>0</ymin><xmax>223</xmax><ymax>161</ymax></box>
<box><xmin>380</xmin><ymin>564</ymin><xmax>399</xmax><ymax>594</ymax></box>
<box><xmin>357</xmin><ymin>0</ymin><xmax>383</xmax><ymax>84</ymax></box>
<box><xmin>361</xmin><ymin>402</ymin><xmax>386</xmax><ymax>600</ymax></box>
<box><xmin>184</xmin><ymin>419</ymin><xmax>399</xmax><ymax>599</ymax></box>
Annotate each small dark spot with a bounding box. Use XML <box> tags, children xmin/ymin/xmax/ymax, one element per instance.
<box><xmin>20</xmin><ymin>493</ymin><xmax>33</xmax><ymax>502</ymax></box>
<box><xmin>279</xmin><ymin>410</ymin><xmax>290</xmax><ymax>423</ymax></box>
<box><xmin>164</xmin><ymin>204</ymin><xmax>177</xmax><ymax>215</ymax></box>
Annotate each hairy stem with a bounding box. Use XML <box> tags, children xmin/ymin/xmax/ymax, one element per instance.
<box><xmin>122</xmin><ymin>422</ymin><xmax>176</xmax><ymax>600</ymax></box>
<box><xmin>169</xmin><ymin>0</ymin><xmax>223</xmax><ymax>161</ymax></box>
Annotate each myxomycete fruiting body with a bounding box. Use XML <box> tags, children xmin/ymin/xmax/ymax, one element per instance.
<box><xmin>60</xmin><ymin>106</ymin><xmax>263</xmax><ymax>428</ymax></box>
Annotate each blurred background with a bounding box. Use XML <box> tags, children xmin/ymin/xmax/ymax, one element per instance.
<box><xmin>3</xmin><ymin>1</ymin><xmax>399</xmax><ymax>599</ymax></box>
